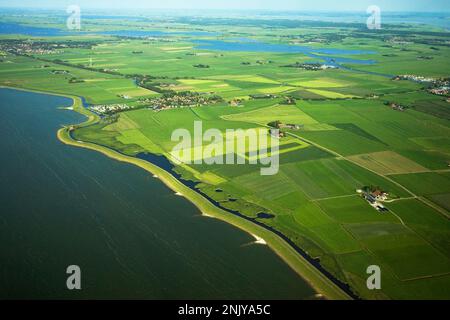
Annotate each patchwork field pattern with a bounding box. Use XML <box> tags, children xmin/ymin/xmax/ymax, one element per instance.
<box><xmin>1</xmin><ymin>16</ymin><xmax>449</xmax><ymax>300</ymax></box>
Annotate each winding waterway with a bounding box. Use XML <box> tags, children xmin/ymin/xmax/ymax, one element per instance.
<box><xmin>0</xmin><ymin>88</ymin><xmax>316</xmax><ymax>299</ymax></box>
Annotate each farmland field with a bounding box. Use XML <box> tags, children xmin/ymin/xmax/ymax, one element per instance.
<box><xmin>0</xmin><ymin>6</ymin><xmax>449</xmax><ymax>301</ymax></box>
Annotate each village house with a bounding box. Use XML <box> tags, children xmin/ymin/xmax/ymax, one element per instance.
<box><xmin>89</xmin><ymin>104</ymin><xmax>132</xmax><ymax>115</ymax></box>
<box><xmin>429</xmin><ymin>87</ymin><xmax>449</xmax><ymax>96</ymax></box>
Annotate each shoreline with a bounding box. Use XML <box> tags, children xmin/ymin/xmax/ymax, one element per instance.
<box><xmin>1</xmin><ymin>86</ymin><xmax>353</xmax><ymax>300</ymax></box>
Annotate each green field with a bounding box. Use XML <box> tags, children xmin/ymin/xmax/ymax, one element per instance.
<box><xmin>1</xmin><ymin>12</ymin><xmax>449</xmax><ymax>300</ymax></box>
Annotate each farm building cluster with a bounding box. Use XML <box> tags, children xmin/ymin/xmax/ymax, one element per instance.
<box><xmin>358</xmin><ymin>187</ymin><xmax>389</xmax><ymax>213</ymax></box>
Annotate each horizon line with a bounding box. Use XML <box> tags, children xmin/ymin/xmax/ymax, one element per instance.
<box><xmin>0</xmin><ymin>6</ymin><xmax>449</xmax><ymax>13</ymax></box>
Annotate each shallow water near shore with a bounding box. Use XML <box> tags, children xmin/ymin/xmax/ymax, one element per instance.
<box><xmin>0</xmin><ymin>88</ymin><xmax>316</xmax><ymax>299</ymax></box>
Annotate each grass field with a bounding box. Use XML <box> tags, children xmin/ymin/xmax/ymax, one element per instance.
<box><xmin>1</xmin><ymin>13</ymin><xmax>449</xmax><ymax>300</ymax></box>
<box><xmin>347</xmin><ymin>151</ymin><xmax>429</xmax><ymax>175</ymax></box>
<box><xmin>389</xmin><ymin>172</ymin><xmax>450</xmax><ymax>195</ymax></box>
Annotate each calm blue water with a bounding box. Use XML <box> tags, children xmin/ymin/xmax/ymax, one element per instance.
<box><xmin>0</xmin><ymin>22</ymin><xmax>66</xmax><ymax>36</ymax></box>
<box><xmin>0</xmin><ymin>88</ymin><xmax>315</xmax><ymax>299</ymax></box>
<box><xmin>194</xmin><ymin>39</ymin><xmax>373</xmax><ymax>55</ymax></box>
<box><xmin>0</xmin><ymin>21</ymin><xmax>375</xmax><ymax>67</ymax></box>
<box><xmin>192</xmin><ymin>39</ymin><xmax>376</xmax><ymax>66</ymax></box>
<box><xmin>0</xmin><ymin>22</ymin><xmax>217</xmax><ymax>38</ymax></box>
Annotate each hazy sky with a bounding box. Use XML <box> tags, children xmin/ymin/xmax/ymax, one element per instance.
<box><xmin>0</xmin><ymin>0</ymin><xmax>449</xmax><ymax>12</ymax></box>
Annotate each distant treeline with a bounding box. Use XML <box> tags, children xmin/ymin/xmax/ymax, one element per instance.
<box><xmin>0</xmin><ymin>39</ymin><xmax>100</xmax><ymax>49</ymax></box>
<box><xmin>175</xmin><ymin>16</ymin><xmax>369</xmax><ymax>29</ymax></box>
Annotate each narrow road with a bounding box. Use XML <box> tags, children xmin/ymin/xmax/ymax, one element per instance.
<box><xmin>286</xmin><ymin>131</ymin><xmax>450</xmax><ymax>219</ymax></box>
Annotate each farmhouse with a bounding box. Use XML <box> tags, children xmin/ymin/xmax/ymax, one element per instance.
<box><xmin>371</xmin><ymin>189</ymin><xmax>388</xmax><ymax>201</ymax></box>
<box><xmin>268</xmin><ymin>120</ymin><xmax>302</xmax><ymax>130</ymax></box>
<box><xmin>229</xmin><ymin>99</ymin><xmax>243</xmax><ymax>107</ymax></box>
<box><xmin>269</xmin><ymin>128</ymin><xmax>285</xmax><ymax>138</ymax></box>
<box><xmin>362</xmin><ymin>193</ymin><xmax>389</xmax><ymax>212</ymax></box>
<box><xmin>429</xmin><ymin>87</ymin><xmax>449</xmax><ymax>96</ymax></box>
<box><xmin>384</xmin><ymin>101</ymin><xmax>407</xmax><ymax>111</ymax></box>
<box><xmin>282</xmin><ymin>96</ymin><xmax>296</xmax><ymax>105</ymax></box>
<box><xmin>359</xmin><ymin>187</ymin><xmax>389</xmax><ymax>212</ymax></box>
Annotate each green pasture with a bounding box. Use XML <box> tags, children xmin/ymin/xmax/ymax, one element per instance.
<box><xmin>1</xmin><ymin>15</ymin><xmax>449</xmax><ymax>299</ymax></box>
